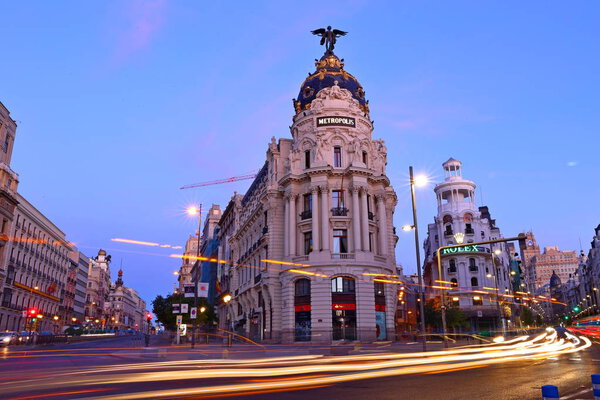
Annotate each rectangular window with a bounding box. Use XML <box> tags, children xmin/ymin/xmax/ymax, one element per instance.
<box><xmin>3</xmin><ymin>135</ymin><xmax>9</xmax><ymax>153</ymax></box>
<box><xmin>362</xmin><ymin>151</ymin><xmax>367</xmax><ymax>165</ymax></box>
<box><xmin>333</xmin><ymin>229</ymin><xmax>348</xmax><ymax>253</ymax></box>
<box><xmin>303</xmin><ymin>194</ymin><xmax>312</xmax><ymax>211</ymax></box>
<box><xmin>332</xmin><ymin>190</ymin><xmax>345</xmax><ymax>208</ymax></box>
<box><xmin>304</xmin><ymin>150</ymin><xmax>311</xmax><ymax>169</ymax></box>
<box><xmin>304</xmin><ymin>232</ymin><xmax>313</xmax><ymax>255</ymax></box>
<box><xmin>369</xmin><ymin>232</ymin><xmax>373</xmax><ymax>252</ymax></box>
<box><xmin>333</xmin><ymin>146</ymin><xmax>342</xmax><ymax>167</ymax></box>
<box><xmin>374</xmin><ymin>281</ymin><xmax>385</xmax><ymax>296</ymax></box>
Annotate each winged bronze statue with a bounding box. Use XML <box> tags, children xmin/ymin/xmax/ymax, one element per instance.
<box><xmin>311</xmin><ymin>26</ymin><xmax>347</xmax><ymax>53</ymax></box>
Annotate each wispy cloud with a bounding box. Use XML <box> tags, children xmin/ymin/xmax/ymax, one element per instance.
<box><xmin>111</xmin><ymin>0</ymin><xmax>167</xmax><ymax>64</ymax></box>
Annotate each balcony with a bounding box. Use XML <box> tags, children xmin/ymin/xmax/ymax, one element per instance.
<box><xmin>465</xmin><ymin>229</ymin><xmax>475</xmax><ymax>235</ymax></box>
<box><xmin>332</xmin><ymin>253</ymin><xmax>355</xmax><ymax>260</ymax></box>
<box><xmin>331</xmin><ymin>207</ymin><xmax>349</xmax><ymax>217</ymax></box>
<box><xmin>444</xmin><ymin>230</ymin><xmax>454</xmax><ymax>237</ymax></box>
<box><xmin>469</xmin><ymin>265</ymin><xmax>479</xmax><ymax>272</ymax></box>
<box><xmin>447</xmin><ymin>267</ymin><xmax>457</xmax><ymax>274</ymax></box>
<box><xmin>300</xmin><ymin>210</ymin><xmax>312</xmax><ymax>220</ymax></box>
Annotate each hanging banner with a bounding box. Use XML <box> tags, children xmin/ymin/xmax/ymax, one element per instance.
<box><xmin>183</xmin><ymin>284</ymin><xmax>195</xmax><ymax>298</ymax></box>
<box><xmin>181</xmin><ymin>304</ymin><xmax>189</xmax><ymax>314</ymax></box>
<box><xmin>172</xmin><ymin>304</ymin><xmax>180</xmax><ymax>314</ymax></box>
<box><xmin>198</xmin><ymin>282</ymin><xmax>209</xmax><ymax>298</ymax></box>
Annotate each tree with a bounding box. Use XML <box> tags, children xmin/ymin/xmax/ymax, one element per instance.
<box><xmin>445</xmin><ymin>305</ymin><xmax>469</xmax><ymax>330</ymax></box>
<box><xmin>521</xmin><ymin>307</ymin><xmax>534</xmax><ymax>326</ymax></box>
<box><xmin>424</xmin><ymin>298</ymin><xmax>442</xmax><ymax>329</ymax></box>
<box><xmin>151</xmin><ymin>293</ymin><xmax>218</xmax><ymax>331</ymax></box>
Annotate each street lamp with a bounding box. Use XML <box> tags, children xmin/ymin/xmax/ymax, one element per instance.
<box><xmin>407</xmin><ymin>166</ymin><xmax>428</xmax><ymax>351</ymax></box>
<box><xmin>222</xmin><ymin>294</ymin><xmax>232</xmax><ymax>347</ymax></box>
<box><xmin>187</xmin><ymin>204</ymin><xmax>202</xmax><ymax>349</ymax></box>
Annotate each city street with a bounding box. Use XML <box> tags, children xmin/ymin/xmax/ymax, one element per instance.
<box><xmin>0</xmin><ymin>332</ymin><xmax>598</xmax><ymax>399</ymax></box>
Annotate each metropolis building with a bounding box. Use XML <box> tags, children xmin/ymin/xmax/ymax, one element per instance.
<box><xmin>422</xmin><ymin>159</ymin><xmax>513</xmax><ymax>331</ymax></box>
<box><xmin>216</xmin><ymin>39</ymin><xmax>399</xmax><ymax>343</ymax></box>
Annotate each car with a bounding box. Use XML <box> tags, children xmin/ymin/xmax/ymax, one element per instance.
<box><xmin>0</xmin><ymin>332</ymin><xmax>17</xmax><ymax>346</ymax></box>
<box><xmin>17</xmin><ymin>331</ymin><xmax>34</xmax><ymax>344</ymax></box>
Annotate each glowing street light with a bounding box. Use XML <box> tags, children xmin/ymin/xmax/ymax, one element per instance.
<box><xmin>413</xmin><ymin>174</ymin><xmax>429</xmax><ymax>188</ymax></box>
<box><xmin>187</xmin><ymin>206</ymin><xmax>200</xmax><ymax>216</ymax></box>
<box><xmin>401</xmin><ymin>224</ymin><xmax>414</xmax><ymax>232</ymax></box>
<box><xmin>200</xmin><ymin>306</ymin><xmax>206</xmax><ymax>313</ymax></box>
<box><xmin>223</xmin><ymin>294</ymin><xmax>232</xmax><ymax>303</ymax></box>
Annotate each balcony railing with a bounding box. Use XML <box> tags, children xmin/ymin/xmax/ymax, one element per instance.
<box><xmin>300</xmin><ymin>210</ymin><xmax>312</xmax><ymax>220</ymax></box>
<box><xmin>332</xmin><ymin>253</ymin><xmax>354</xmax><ymax>260</ymax></box>
<box><xmin>469</xmin><ymin>265</ymin><xmax>479</xmax><ymax>272</ymax></box>
<box><xmin>465</xmin><ymin>229</ymin><xmax>475</xmax><ymax>235</ymax></box>
<box><xmin>448</xmin><ymin>267</ymin><xmax>457</xmax><ymax>274</ymax></box>
<box><xmin>331</xmin><ymin>207</ymin><xmax>349</xmax><ymax>217</ymax></box>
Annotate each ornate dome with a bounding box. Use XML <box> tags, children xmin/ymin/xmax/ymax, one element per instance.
<box><xmin>294</xmin><ymin>52</ymin><xmax>368</xmax><ymax>115</ymax></box>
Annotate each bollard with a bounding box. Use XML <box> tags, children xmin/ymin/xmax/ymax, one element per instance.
<box><xmin>541</xmin><ymin>385</ymin><xmax>560</xmax><ymax>400</ymax></box>
<box><xmin>591</xmin><ymin>374</ymin><xmax>600</xmax><ymax>400</ymax></box>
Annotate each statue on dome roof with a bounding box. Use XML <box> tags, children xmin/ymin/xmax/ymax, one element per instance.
<box><xmin>311</xmin><ymin>26</ymin><xmax>347</xmax><ymax>54</ymax></box>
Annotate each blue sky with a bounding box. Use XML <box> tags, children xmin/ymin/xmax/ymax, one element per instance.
<box><xmin>1</xmin><ymin>1</ymin><xmax>598</xmax><ymax>304</ymax></box>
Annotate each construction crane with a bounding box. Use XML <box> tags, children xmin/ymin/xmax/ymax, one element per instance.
<box><xmin>180</xmin><ymin>173</ymin><xmax>257</xmax><ymax>190</ymax></box>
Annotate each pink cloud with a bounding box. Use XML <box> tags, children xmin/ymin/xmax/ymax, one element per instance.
<box><xmin>112</xmin><ymin>0</ymin><xmax>167</xmax><ymax>63</ymax></box>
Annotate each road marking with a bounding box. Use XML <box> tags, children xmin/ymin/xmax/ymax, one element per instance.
<box><xmin>562</xmin><ymin>387</ymin><xmax>591</xmax><ymax>399</ymax></box>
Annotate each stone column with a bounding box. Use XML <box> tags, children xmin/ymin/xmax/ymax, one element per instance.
<box><xmin>320</xmin><ymin>186</ymin><xmax>329</xmax><ymax>251</ymax></box>
<box><xmin>351</xmin><ymin>187</ymin><xmax>361</xmax><ymax>253</ymax></box>
<box><xmin>360</xmin><ymin>187</ymin><xmax>370</xmax><ymax>251</ymax></box>
<box><xmin>311</xmin><ymin>187</ymin><xmax>320</xmax><ymax>252</ymax></box>
<box><xmin>283</xmin><ymin>195</ymin><xmax>289</xmax><ymax>257</ymax></box>
<box><xmin>377</xmin><ymin>195</ymin><xmax>388</xmax><ymax>255</ymax></box>
<box><xmin>289</xmin><ymin>194</ymin><xmax>297</xmax><ymax>257</ymax></box>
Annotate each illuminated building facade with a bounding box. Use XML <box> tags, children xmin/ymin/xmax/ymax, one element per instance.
<box><xmin>0</xmin><ymin>193</ymin><xmax>72</xmax><ymax>332</ymax></box>
<box><xmin>105</xmin><ymin>269</ymin><xmax>147</xmax><ymax>330</ymax></box>
<box><xmin>423</xmin><ymin>159</ymin><xmax>513</xmax><ymax>331</ymax></box>
<box><xmin>217</xmin><ymin>45</ymin><xmax>399</xmax><ymax>343</ymax></box>
<box><xmin>520</xmin><ymin>232</ymin><xmax>579</xmax><ymax>290</ymax></box>
<box><xmin>85</xmin><ymin>249</ymin><xmax>111</xmax><ymax>324</ymax></box>
<box><xmin>178</xmin><ymin>235</ymin><xmax>199</xmax><ymax>291</ymax></box>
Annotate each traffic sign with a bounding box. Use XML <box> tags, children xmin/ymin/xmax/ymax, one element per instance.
<box><xmin>176</xmin><ymin>315</ymin><xmax>182</xmax><ymax>326</ymax></box>
<box><xmin>190</xmin><ymin>307</ymin><xmax>197</xmax><ymax>319</ymax></box>
<box><xmin>179</xmin><ymin>324</ymin><xmax>187</xmax><ymax>336</ymax></box>
<box><xmin>172</xmin><ymin>304</ymin><xmax>180</xmax><ymax>314</ymax></box>
<box><xmin>181</xmin><ymin>304</ymin><xmax>189</xmax><ymax>313</ymax></box>
<box><xmin>183</xmin><ymin>284</ymin><xmax>195</xmax><ymax>298</ymax></box>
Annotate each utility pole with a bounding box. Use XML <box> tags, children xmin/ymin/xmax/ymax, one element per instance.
<box><xmin>191</xmin><ymin>204</ymin><xmax>202</xmax><ymax>349</ymax></box>
<box><xmin>409</xmin><ymin>166</ymin><xmax>428</xmax><ymax>352</ymax></box>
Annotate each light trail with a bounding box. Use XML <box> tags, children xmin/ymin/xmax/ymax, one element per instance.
<box><xmin>0</xmin><ymin>330</ymin><xmax>590</xmax><ymax>399</ymax></box>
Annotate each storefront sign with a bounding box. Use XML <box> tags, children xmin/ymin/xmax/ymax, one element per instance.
<box><xmin>316</xmin><ymin>116</ymin><xmax>356</xmax><ymax>128</ymax></box>
<box><xmin>441</xmin><ymin>245</ymin><xmax>485</xmax><ymax>255</ymax></box>
<box><xmin>294</xmin><ymin>305</ymin><xmax>311</xmax><ymax>312</ymax></box>
<box><xmin>332</xmin><ymin>303</ymin><xmax>356</xmax><ymax>310</ymax></box>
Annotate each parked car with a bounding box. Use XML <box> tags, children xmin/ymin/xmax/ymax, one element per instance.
<box><xmin>0</xmin><ymin>331</ymin><xmax>17</xmax><ymax>346</ymax></box>
<box><xmin>17</xmin><ymin>331</ymin><xmax>34</xmax><ymax>344</ymax></box>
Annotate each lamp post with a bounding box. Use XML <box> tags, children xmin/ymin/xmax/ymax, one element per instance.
<box><xmin>187</xmin><ymin>205</ymin><xmax>202</xmax><ymax>349</ymax></box>
<box><xmin>406</xmin><ymin>166</ymin><xmax>428</xmax><ymax>351</ymax></box>
<box><xmin>487</xmin><ymin>246</ymin><xmax>504</xmax><ymax>335</ymax></box>
<box><xmin>223</xmin><ymin>294</ymin><xmax>232</xmax><ymax>347</ymax></box>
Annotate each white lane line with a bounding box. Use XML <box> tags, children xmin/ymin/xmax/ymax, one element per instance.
<box><xmin>562</xmin><ymin>387</ymin><xmax>591</xmax><ymax>399</ymax></box>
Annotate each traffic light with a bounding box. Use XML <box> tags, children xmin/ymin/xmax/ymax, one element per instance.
<box><xmin>27</xmin><ymin>308</ymin><xmax>37</xmax><ymax>317</ymax></box>
<box><xmin>564</xmin><ymin>316</ymin><xmax>570</xmax><ymax>320</ymax></box>
<box><xmin>146</xmin><ymin>313</ymin><xmax>152</xmax><ymax>323</ymax></box>
<box><xmin>573</xmin><ymin>306</ymin><xmax>581</xmax><ymax>313</ymax></box>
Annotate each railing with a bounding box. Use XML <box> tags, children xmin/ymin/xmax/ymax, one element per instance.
<box><xmin>465</xmin><ymin>229</ymin><xmax>475</xmax><ymax>235</ymax></box>
<box><xmin>331</xmin><ymin>207</ymin><xmax>349</xmax><ymax>217</ymax></box>
<box><xmin>368</xmin><ymin>211</ymin><xmax>374</xmax><ymax>220</ymax></box>
<box><xmin>332</xmin><ymin>253</ymin><xmax>354</xmax><ymax>260</ymax></box>
<box><xmin>469</xmin><ymin>265</ymin><xmax>479</xmax><ymax>272</ymax></box>
<box><xmin>300</xmin><ymin>210</ymin><xmax>312</xmax><ymax>220</ymax></box>
<box><xmin>292</xmin><ymin>255</ymin><xmax>309</xmax><ymax>262</ymax></box>
<box><xmin>448</xmin><ymin>267</ymin><xmax>457</xmax><ymax>274</ymax></box>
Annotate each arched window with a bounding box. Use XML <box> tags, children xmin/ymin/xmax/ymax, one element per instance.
<box><xmin>471</xmin><ymin>277</ymin><xmax>478</xmax><ymax>287</ymax></box>
<box><xmin>295</xmin><ymin>278</ymin><xmax>311</xmax><ymax>297</ymax></box>
<box><xmin>469</xmin><ymin>258</ymin><xmax>477</xmax><ymax>272</ymax></box>
<box><xmin>331</xmin><ymin>276</ymin><xmax>355</xmax><ymax>293</ymax></box>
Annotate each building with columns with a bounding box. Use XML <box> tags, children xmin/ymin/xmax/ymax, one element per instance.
<box><xmin>217</xmin><ymin>43</ymin><xmax>399</xmax><ymax>343</ymax></box>
<box><xmin>423</xmin><ymin>159</ymin><xmax>513</xmax><ymax>331</ymax></box>
<box><xmin>177</xmin><ymin>235</ymin><xmax>199</xmax><ymax>291</ymax></box>
<box><xmin>104</xmin><ymin>269</ymin><xmax>147</xmax><ymax>331</ymax></box>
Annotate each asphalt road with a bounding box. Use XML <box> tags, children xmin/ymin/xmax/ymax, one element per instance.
<box><xmin>0</xmin><ymin>335</ymin><xmax>598</xmax><ymax>400</ymax></box>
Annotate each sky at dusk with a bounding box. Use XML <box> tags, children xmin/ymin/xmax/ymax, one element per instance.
<box><xmin>1</xmin><ymin>1</ymin><xmax>598</xmax><ymax>305</ymax></box>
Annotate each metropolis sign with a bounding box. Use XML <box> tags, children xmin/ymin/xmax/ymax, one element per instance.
<box><xmin>441</xmin><ymin>245</ymin><xmax>486</xmax><ymax>255</ymax></box>
<box><xmin>316</xmin><ymin>116</ymin><xmax>356</xmax><ymax>128</ymax></box>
